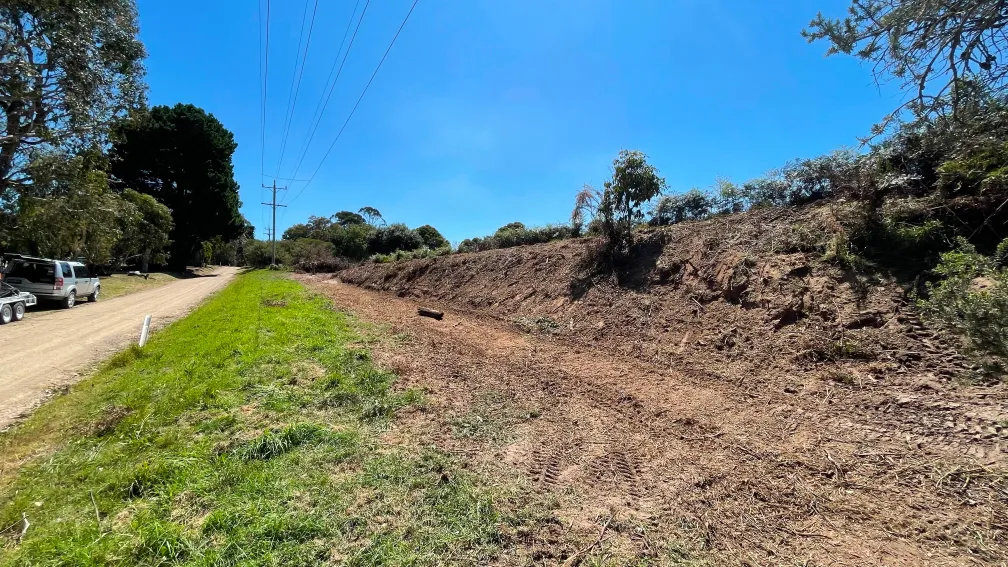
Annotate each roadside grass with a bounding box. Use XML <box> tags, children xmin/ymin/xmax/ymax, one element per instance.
<box><xmin>0</xmin><ymin>271</ymin><xmax>542</xmax><ymax>566</ymax></box>
<box><xmin>99</xmin><ymin>272</ymin><xmax>181</xmax><ymax>300</ymax></box>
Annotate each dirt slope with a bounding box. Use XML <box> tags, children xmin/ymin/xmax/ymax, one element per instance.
<box><xmin>327</xmin><ymin>205</ymin><xmax>1007</xmax><ymax>565</ymax></box>
<box><xmin>305</xmin><ymin>277</ymin><xmax>1004</xmax><ymax>566</ymax></box>
<box><xmin>0</xmin><ymin>266</ymin><xmax>240</xmax><ymax>428</ymax></box>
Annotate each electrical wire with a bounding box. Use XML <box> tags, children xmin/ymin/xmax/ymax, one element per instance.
<box><xmin>286</xmin><ymin>0</ymin><xmax>370</xmax><ymax>181</ymax></box>
<box><xmin>274</xmin><ymin>0</ymin><xmax>320</xmax><ymax>178</ymax></box>
<box><xmin>285</xmin><ymin>0</ymin><xmax>420</xmax><ymax>206</ymax></box>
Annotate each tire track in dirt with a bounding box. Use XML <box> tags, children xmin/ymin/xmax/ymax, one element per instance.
<box><xmin>302</xmin><ymin>275</ymin><xmax>1006</xmax><ymax>566</ymax></box>
<box><xmin>0</xmin><ymin>267</ymin><xmax>241</xmax><ymax>428</ymax></box>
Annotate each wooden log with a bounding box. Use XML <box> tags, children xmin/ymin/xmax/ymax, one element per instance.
<box><xmin>418</xmin><ymin>307</ymin><xmax>444</xmax><ymax>320</ymax></box>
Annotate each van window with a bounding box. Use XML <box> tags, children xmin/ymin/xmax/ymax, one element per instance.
<box><xmin>7</xmin><ymin>261</ymin><xmax>56</xmax><ymax>284</ymax></box>
<box><xmin>60</xmin><ymin>262</ymin><xmax>73</xmax><ymax>278</ymax></box>
<box><xmin>75</xmin><ymin>265</ymin><xmax>91</xmax><ymax>278</ymax></box>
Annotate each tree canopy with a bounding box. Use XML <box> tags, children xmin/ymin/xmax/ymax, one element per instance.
<box><xmin>110</xmin><ymin>103</ymin><xmax>243</xmax><ymax>269</ymax></box>
<box><xmin>416</xmin><ymin>224</ymin><xmax>449</xmax><ymax>249</ymax></box>
<box><xmin>113</xmin><ymin>188</ymin><xmax>173</xmax><ymax>271</ymax></box>
<box><xmin>0</xmin><ymin>0</ymin><xmax>146</xmax><ymax>201</ymax></box>
<box><xmin>804</xmin><ymin>0</ymin><xmax>1008</xmax><ymax>125</ymax></box>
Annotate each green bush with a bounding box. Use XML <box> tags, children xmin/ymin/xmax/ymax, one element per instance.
<box><xmin>649</xmin><ymin>189</ymin><xmax>712</xmax><ymax>226</ymax></box>
<box><xmin>937</xmin><ymin>141</ymin><xmax>1008</xmax><ymax>196</ymax></box>
<box><xmin>368</xmin><ymin>223</ymin><xmax>424</xmax><ymax>255</ymax></box>
<box><xmin>370</xmin><ymin>246</ymin><xmax>452</xmax><ymax>263</ymax></box>
<box><xmin>919</xmin><ymin>239</ymin><xmax>1008</xmax><ymax>359</ymax></box>
<box><xmin>457</xmin><ymin>224</ymin><xmax>579</xmax><ymax>254</ymax></box>
<box><xmin>416</xmin><ymin>224</ymin><xmax>449</xmax><ymax>250</ymax></box>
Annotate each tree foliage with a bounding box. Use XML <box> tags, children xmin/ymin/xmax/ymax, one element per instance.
<box><xmin>804</xmin><ymin>0</ymin><xmax>1008</xmax><ymax>125</ymax></box>
<box><xmin>368</xmin><ymin>223</ymin><xmax>423</xmax><ymax>255</ymax></box>
<box><xmin>112</xmin><ymin>188</ymin><xmax>173</xmax><ymax>270</ymax></box>
<box><xmin>332</xmin><ymin>210</ymin><xmax>366</xmax><ymax>226</ymax></box>
<box><xmin>0</xmin><ymin>0</ymin><xmax>146</xmax><ymax>200</ymax></box>
<box><xmin>358</xmin><ymin>206</ymin><xmax>383</xmax><ymax>226</ymax></box>
<box><xmin>10</xmin><ymin>151</ymin><xmax>120</xmax><ymax>263</ymax></box>
<box><xmin>573</xmin><ymin>150</ymin><xmax>667</xmax><ymax>257</ymax></box>
<box><xmin>416</xmin><ymin>224</ymin><xmax>449</xmax><ymax>250</ymax></box>
<box><xmin>110</xmin><ymin>103</ymin><xmax>243</xmax><ymax>269</ymax></box>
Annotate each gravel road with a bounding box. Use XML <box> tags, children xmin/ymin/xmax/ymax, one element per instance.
<box><xmin>0</xmin><ymin>266</ymin><xmax>240</xmax><ymax>428</ymax></box>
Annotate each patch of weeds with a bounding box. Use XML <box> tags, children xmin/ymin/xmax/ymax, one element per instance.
<box><xmin>831</xmin><ymin>338</ymin><xmax>876</xmax><ymax>360</ymax></box>
<box><xmin>515</xmin><ymin>315</ymin><xmax>561</xmax><ymax>335</ymax></box>
<box><xmin>452</xmin><ymin>411</ymin><xmax>501</xmax><ymax>440</ymax></box>
<box><xmin>237</xmin><ymin>423</ymin><xmax>331</xmax><ymax>461</ymax></box>
<box><xmin>105</xmin><ymin>343</ymin><xmax>146</xmax><ymax>370</ymax></box>
<box><xmin>825</xmin><ymin>369</ymin><xmax>857</xmax><ymax>385</ymax></box>
<box><xmin>822</xmin><ymin>232</ymin><xmax>868</xmax><ymax>270</ymax></box>
<box><xmin>197</xmin><ymin>413</ymin><xmax>238</xmax><ymax>433</ymax></box>
<box><xmin>124</xmin><ymin>458</ymin><xmax>189</xmax><ymax>499</ymax></box>
<box><xmin>87</xmin><ymin>404</ymin><xmax>133</xmax><ymax>436</ymax></box>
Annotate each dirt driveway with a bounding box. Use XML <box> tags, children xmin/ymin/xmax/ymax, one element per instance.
<box><xmin>302</xmin><ymin>275</ymin><xmax>1006</xmax><ymax>567</ymax></box>
<box><xmin>0</xmin><ymin>266</ymin><xmax>240</xmax><ymax>428</ymax></box>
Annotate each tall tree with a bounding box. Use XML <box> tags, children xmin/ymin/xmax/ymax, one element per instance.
<box><xmin>804</xmin><ymin>0</ymin><xmax>1008</xmax><ymax>126</ymax></box>
<box><xmin>358</xmin><ymin>206</ymin><xmax>384</xmax><ymax>226</ymax></box>
<box><xmin>110</xmin><ymin>104</ymin><xmax>244</xmax><ymax>269</ymax></box>
<box><xmin>112</xmin><ymin>188</ymin><xmax>173</xmax><ymax>271</ymax></box>
<box><xmin>0</xmin><ymin>0</ymin><xmax>146</xmax><ymax>202</ymax></box>
<box><xmin>416</xmin><ymin>224</ymin><xmax>449</xmax><ymax>249</ymax></box>
<box><xmin>12</xmin><ymin>150</ymin><xmax>121</xmax><ymax>263</ymax></box>
<box><xmin>332</xmin><ymin>210</ymin><xmax>366</xmax><ymax>226</ymax></box>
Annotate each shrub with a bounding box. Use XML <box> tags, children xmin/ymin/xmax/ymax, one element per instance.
<box><xmin>996</xmin><ymin>237</ymin><xmax>1008</xmax><ymax>267</ymax></box>
<box><xmin>242</xmin><ymin>239</ymin><xmax>274</xmax><ymax>267</ymax></box>
<box><xmin>370</xmin><ymin>246</ymin><xmax>452</xmax><ymax>263</ymax></box>
<box><xmin>415</xmin><ymin>224</ymin><xmax>449</xmax><ymax>250</ymax></box>
<box><xmin>919</xmin><ymin>239</ymin><xmax>1008</xmax><ymax>359</ymax></box>
<box><xmin>367</xmin><ymin>223</ymin><xmax>424</xmax><ymax>255</ymax></box>
<box><xmin>572</xmin><ymin>150</ymin><xmax>667</xmax><ymax>258</ymax></box>
<box><xmin>937</xmin><ymin>141</ymin><xmax>1008</xmax><ymax>196</ymax></box>
<box><xmin>456</xmin><ymin>224</ymin><xmax>579</xmax><ymax>254</ymax></box>
<box><xmin>649</xmin><ymin>189</ymin><xmax>712</xmax><ymax>226</ymax></box>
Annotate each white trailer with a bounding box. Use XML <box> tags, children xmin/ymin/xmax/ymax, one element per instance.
<box><xmin>0</xmin><ymin>281</ymin><xmax>37</xmax><ymax>324</ymax></box>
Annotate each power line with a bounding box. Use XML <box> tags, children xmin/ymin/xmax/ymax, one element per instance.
<box><xmin>257</xmin><ymin>0</ymin><xmax>268</xmax><ymax>180</ymax></box>
<box><xmin>263</xmin><ymin>0</ymin><xmax>271</xmax><ymax>167</ymax></box>
<box><xmin>274</xmin><ymin>0</ymin><xmax>320</xmax><ymax>178</ymax></box>
<box><xmin>286</xmin><ymin>0</ymin><xmax>420</xmax><ymax>207</ymax></box>
<box><xmin>287</xmin><ymin>0</ymin><xmax>369</xmax><ymax>181</ymax></box>
<box><xmin>258</xmin><ymin>0</ymin><xmax>270</xmax><ymax>237</ymax></box>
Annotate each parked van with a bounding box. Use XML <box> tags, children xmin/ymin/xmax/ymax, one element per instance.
<box><xmin>1</xmin><ymin>255</ymin><xmax>100</xmax><ymax>308</ymax></box>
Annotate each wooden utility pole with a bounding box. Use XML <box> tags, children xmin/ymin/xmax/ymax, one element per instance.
<box><xmin>261</xmin><ymin>180</ymin><xmax>287</xmax><ymax>266</ymax></box>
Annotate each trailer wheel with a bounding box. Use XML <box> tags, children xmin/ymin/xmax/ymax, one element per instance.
<box><xmin>13</xmin><ymin>302</ymin><xmax>25</xmax><ymax>321</ymax></box>
<box><xmin>0</xmin><ymin>304</ymin><xmax>11</xmax><ymax>325</ymax></box>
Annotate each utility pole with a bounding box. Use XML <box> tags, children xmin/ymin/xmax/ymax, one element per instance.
<box><xmin>261</xmin><ymin>180</ymin><xmax>287</xmax><ymax>266</ymax></box>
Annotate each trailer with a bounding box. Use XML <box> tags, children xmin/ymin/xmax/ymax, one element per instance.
<box><xmin>0</xmin><ymin>281</ymin><xmax>36</xmax><ymax>324</ymax></box>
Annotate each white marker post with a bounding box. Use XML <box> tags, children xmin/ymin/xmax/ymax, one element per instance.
<box><xmin>139</xmin><ymin>314</ymin><xmax>152</xmax><ymax>347</ymax></box>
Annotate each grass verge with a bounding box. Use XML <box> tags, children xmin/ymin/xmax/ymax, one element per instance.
<box><xmin>98</xmin><ymin>272</ymin><xmax>181</xmax><ymax>301</ymax></box>
<box><xmin>0</xmin><ymin>271</ymin><xmax>540</xmax><ymax>566</ymax></box>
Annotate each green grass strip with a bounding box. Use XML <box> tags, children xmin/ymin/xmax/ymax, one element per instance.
<box><xmin>0</xmin><ymin>271</ymin><xmax>522</xmax><ymax>566</ymax></box>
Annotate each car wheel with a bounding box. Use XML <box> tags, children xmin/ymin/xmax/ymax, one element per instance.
<box><xmin>13</xmin><ymin>302</ymin><xmax>24</xmax><ymax>321</ymax></box>
<box><xmin>0</xmin><ymin>304</ymin><xmax>11</xmax><ymax>324</ymax></box>
<box><xmin>89</xmin><ymin>286</ymin><xmax>100</xmax><ymax>302</ymax></box>
<box><xmin>64</xmin><ymin>291</ymin><xmax>75</xmax><ymax>309</ymax></box>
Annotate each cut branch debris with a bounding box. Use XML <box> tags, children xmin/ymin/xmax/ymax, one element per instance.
<box><xmin>418</xmin><ymin>307</ymin><xmax>444</xmax><ymax>320</ymax></box>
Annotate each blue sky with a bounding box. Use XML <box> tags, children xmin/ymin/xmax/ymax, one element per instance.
<box><xmin>136</xmin><ymin>0</ymin><xmax>901</xmax><ymax>244</ymax></box>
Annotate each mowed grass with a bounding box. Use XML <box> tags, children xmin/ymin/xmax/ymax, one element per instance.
<box><xmin>99</xmin><ymin>272</ymin><xmax>181</xmax><ymax>300</ymax></box>
<box><xmin>0</xmin><ymin>271</ymin><xmax>536</xmax><ymax>566</ymax></box>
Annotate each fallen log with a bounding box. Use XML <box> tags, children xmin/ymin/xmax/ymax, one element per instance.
<box><xmin>418</xmin><ymin>307</ymin><xmax>444</xmax><ymax>320</ymax></box>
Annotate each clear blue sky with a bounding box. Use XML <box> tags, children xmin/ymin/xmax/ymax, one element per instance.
<box><xmin>136</xmin><ymin>0</ymin><xmax>901</xmax><ymax>244</ymax></box>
